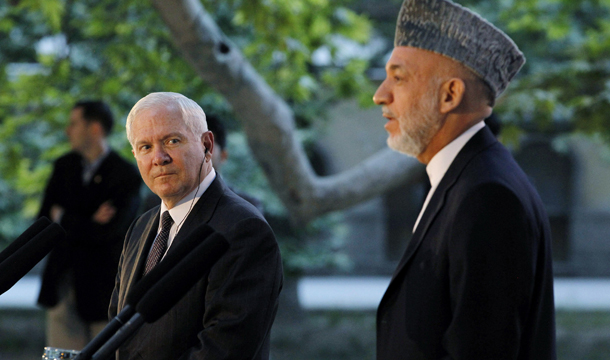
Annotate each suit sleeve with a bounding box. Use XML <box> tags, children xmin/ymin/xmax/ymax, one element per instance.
<box><xmin>443</xmin><ymin>183</ymin><xmax>538</xmax><ymax>359</ymax></box>
<box><xmin>182</xmin><ymin>217</ymin><xmax>283</xmax><ymax>360</ymax></box>
<box><xmin>38</xmin><ymin>160</ymin><xmax>63</xmax><ymax>220</ymax></box>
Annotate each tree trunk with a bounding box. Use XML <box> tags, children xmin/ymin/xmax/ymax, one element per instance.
<box><xmin>149</xmin><ymin>0</ymin><xmax>420</xmax><ymax>225</ymax></box>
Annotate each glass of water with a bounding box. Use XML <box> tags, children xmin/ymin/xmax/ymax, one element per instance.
<box><xmin>42</xmin><ymin>347</ymin><xmax>80</xmax><ymax>359</ymax></box>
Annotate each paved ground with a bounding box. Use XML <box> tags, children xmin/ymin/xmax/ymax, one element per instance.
<box><xmin>298</xmin><ymin>276</ymin><xmax>610</xmax><ymax>310</ymax></box>
<box><xmin>4</xmin><ymin>276</ymin><xmax>610</xmax><ymax>310</ymax></box>
<box><xmin>3</xmin><ymin>276</ymin><xmax>610</xmax><ymax>359</ymax></box>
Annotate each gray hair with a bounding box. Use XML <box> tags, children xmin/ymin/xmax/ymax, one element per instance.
<box><xmin>126</xmin><ymin>92</ymin><xmax>208</xmax><ymax>146</ymax></box>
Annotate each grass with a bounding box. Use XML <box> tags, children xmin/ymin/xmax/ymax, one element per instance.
<box><xmin>556</xmin><ymin>310</ymin><xmax>610</xmax><ymax>360</ymax></box>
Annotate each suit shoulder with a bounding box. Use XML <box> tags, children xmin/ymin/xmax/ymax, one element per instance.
<box><xmin>53</xmin><ymin>151</ymin><xmax>81</xmax><ymax>167</ymax></box>
<box><xmin>107</xmin><ymin>151</ymin><xmax>138</xmax><ymax>171</ymax></box>
<box><xmin>452</xmin><ymin>148</ymin><xmax>548</xmax><ymax>226</ymax></box>
<box><xmin>104</xmin><ymin>151</ymin><xmax>141</xmax><ymax>181</ymax></box>
<box><xmin>460</xmin><ymin>142</ymin><xmax>531</xmax><ymax>191</ymax></box>
<box><xmin>208</xmin><ymin>190</ymin><xmax>270</xmax><ymax>236</ymax></box>
<box><xmin>213</xmin><ymin>184</ymin><xmax>262</xmax><ymax>216</ymax></box>
<box><xmin>127</xmin><ymin>206</ymin><xmax>158</xmax><ymax>240</ymax></box>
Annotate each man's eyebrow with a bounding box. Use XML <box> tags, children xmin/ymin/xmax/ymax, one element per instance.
<box><xmin>387</xmin><ymin>63</ymin><xmax>408</xmax><ymax>74</ymax></box>
<box><xmin>134</xmin><ymin>139</ymin><xmax>150</xmax><ymax>148</ymax></box>
<box><xmin>134</xmin><ymin>132</ymin><xmax>185</xmax><ymax>146</ymax></box>
<box><xmin>162</xmin><ymin>132</ymin><xmax>185</xmax><ymax>140</ymax></box>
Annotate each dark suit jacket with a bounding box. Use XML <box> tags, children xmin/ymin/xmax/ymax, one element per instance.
<box><xmin>38</xmin><ymin>150</ymin><xmax>142</xmax><ymax>322</ymax></box>
<box><xmin>109</xmin><ymin>176</ymin><xmax>283</xmax><ymax>360</ymax></box>
<box><xmin>377</xmin><ymin>126</ymin><xmax>556</xmax><ymax>360</ymax></box>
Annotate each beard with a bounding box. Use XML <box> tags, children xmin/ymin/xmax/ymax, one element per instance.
<box><xmin>387</xmin><ymin>86</ymin><xmax>443</xmax><ymax>157</ymax></box>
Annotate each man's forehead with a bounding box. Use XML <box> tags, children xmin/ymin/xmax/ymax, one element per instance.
<box><xmin>70</xmin><ymin>106</ymin><xmax>83</xmax><ymax>118</ymax></box>
<box><xmin>133</xmin><ymin>110</ymin><xmax>186</xmax><ymax>137</ymax></box>
<box><xmin>387</xmin><ymin>46</ymin><xmax>467</xmax><ymax>76</ymax></box>
<box><xmin>385</xmin><ymin>46</ymin><xmax>430</xmax><ymax>73</ymax></box>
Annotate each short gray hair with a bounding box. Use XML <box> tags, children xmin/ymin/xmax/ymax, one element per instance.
<box><xmin>126</xmin><ymin>92</ymin><xmax>208</xmax><ymax>146</ymax></box>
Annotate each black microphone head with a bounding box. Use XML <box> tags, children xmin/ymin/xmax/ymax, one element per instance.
<box><xmin>0</xmin><ymin>217</ymin><xmax>52</xmax><ymax>264</ymax></box>
<box><xmin>125</xmin><ymin>224</ymin><xmax>216</xmax><ymax>307</ymax></box>
<box><xmin>136</xmin><ymin>232</ymin><xmax>229</xmax><ymax>323</ymax></box>
<box><xmin>0</xmin><ymin>222</ymin><xmax>66</xmax><ymax>295</ymax></box>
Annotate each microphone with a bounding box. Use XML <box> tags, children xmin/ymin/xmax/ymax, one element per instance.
<box><xmin>0</xmin><ymin>217</ymin><xmax>52</xmax><ymax>264</ymax></box>
<box><xmin>75</xmin><ymin>223</ymin><xmax>216</xmax><ymax>360</ymax></box>
<box><xmin>90</xmin><ymin>232</ymin><xmax>229</xmax><ymax>360</ymax></box>
<box><xmin>0</xmin><ymin>222</ymin><xmax>66</xmax><ymax>295</ymax></box>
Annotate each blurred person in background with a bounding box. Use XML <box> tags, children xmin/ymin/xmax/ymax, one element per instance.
<box><xmin>37</xmin><ymin>100</ymin><xmax>142</xmax><ymax>352</ymax></box>
<box><xmin>205</xmin><ymin>113</ymin><xmax>263</xmax><ymax>212</ymax></box>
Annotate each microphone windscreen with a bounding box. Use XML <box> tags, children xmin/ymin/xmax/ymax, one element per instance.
<box><xmin>136</xmin><ymin>232</ymin><xmax>229</xmax><ymax>323</ymax></box>
<box><xmin>0</xmin><ymin>217</ymin><xmax>52</xmax><ymax>264</ymax></box>
<box><xmin>125</xmin><ymin>224</ymin><xmax>216</xmax><ymax>307</ymax></box>
<box><xmin>0</xmin><ymin>223</ymin><xmax>66</xmax><ymax>294</ymax></box>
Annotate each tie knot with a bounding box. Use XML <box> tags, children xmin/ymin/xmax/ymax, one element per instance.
<box><xmin>161</xmin><ymin>211</ymin><xmax>174</xmax><ymax>229</ymax></box>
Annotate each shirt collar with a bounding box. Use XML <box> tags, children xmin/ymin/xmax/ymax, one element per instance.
<box><xmin>81</xmin><ymin>147</ymin><xmax>111</xmax><ymax>183</ymax></box>
<box><xmin>159</xmin><ymin>167</ymin><xmax>216</xmax><ymax>235</ymax></box>
<box><xmin>426</xmin><ymin>121</ymin><xmax>486</xmax><ymax>189</ymax></box>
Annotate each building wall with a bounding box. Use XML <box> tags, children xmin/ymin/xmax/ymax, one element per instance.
<box><xmin>319</xmin><ymin>100</ymin><xmax>610</xmax><ymax>277</ymax></box>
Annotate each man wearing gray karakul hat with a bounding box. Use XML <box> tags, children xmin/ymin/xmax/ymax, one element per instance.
<box><xmin>373</xmin><ymin>0</ymin><xmax>556</xmax><ymax>359</ymax></box>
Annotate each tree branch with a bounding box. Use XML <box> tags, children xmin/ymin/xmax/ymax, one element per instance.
<box><xmin>150</xmin><ymin>0</ymin><xmax>422</xmax><ymax>225</ymax></box>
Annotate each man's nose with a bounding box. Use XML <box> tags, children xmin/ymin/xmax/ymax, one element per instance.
<box><xmin>373</xmin><ymin>81</ymin><xmax>392</xmax><ymax>105</ymax></box>
<box><xmin>153</xmin><ymin>147</ymin><xmax>171</xmax><ymax>166</ymax></box>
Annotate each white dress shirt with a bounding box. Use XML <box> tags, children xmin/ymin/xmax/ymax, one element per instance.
<box><xmin>413</xmin><ymin>121</ymin><xmax>486</xmax><ymax>232</ymax></box>
<box><xmin>155</xmin><ymin>167</ymin><xmax>217</xmax><ymax>257</ymax></box>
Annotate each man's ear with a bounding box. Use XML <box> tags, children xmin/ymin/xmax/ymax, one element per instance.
<box><xmin>202</xmin><ymin>131</ymin><xmax>214</xmax><ymax>155</ymax></box>
<box><xmin>439</xmin><ymin>78</ymin><xmax>466</xmax><ymax>114</ymax></box>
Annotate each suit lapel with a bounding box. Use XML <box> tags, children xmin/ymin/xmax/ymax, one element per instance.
<box><xmin>380</xmin><ymin>127</ymin><xmax>498</xmax><ymax>305</ymax></box>
<box><xmin>157</xmin><ymin>176</ymin><xmax>225</xmax><ymax>259</ymax></box>
<box><xmin>122</xmin><ymin>175</ymin><xmax>227</xmax><ymax>305</ymax></box>
<box><xmin>121</xmin><ymin>209</ymin><xmax>160</xmax><ymax>306</ymax></box>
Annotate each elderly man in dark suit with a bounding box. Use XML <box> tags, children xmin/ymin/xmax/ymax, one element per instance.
<box><xmin>38</xmin><ymin>100</ymin><xmax>142</xmax><ymax>351</ymax></box>
<box><xmin>109</xmin><ymin>92</ymin><xmax>283</xmax><ymax>360</ymax></box>
<box><xmin>373</xmin><ymin>0</ymin><xmax>556</xmax><ymax>359</ymax></box>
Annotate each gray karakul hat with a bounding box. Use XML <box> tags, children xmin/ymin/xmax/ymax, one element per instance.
<box><xmin>395</xmin><ymin>0</ymin><xmax>525</xmax><ymax>98</ymax></box>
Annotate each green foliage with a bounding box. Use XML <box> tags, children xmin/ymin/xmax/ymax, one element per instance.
<box><xmin>0</xmin><ymin>0</ymin><xmax>372</xmax><ymax>274</ymax></box>
<box><xmin>0</xmin><ymin>0</ymin><xmax>215</xmax><ymax>242</ymax></box>
<box><xmin>8</xmin><ymin>0</ymin><xmax>610</xmax><ymax>273</ymax></box>
<box><xmin>221</xmin><ymin>132</ymin><xmax>351</xmax><ymax>276</ymax></box>
<box><xmin>458</xmin><ymin>0</ymin><xmax>610</xmax><ymax>144</ymax></box>
<box><xmin>203</xmin><ymin>0</ymin><xmax>373</xmax><ymax>115</ymax></box>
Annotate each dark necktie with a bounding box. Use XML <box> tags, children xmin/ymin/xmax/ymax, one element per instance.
<box><xmin>144</xmin><ymin>211</ymin><xmax>174</xmax><ymax>275</ymax></box>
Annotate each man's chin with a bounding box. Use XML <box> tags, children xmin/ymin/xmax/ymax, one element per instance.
<box><xmin>153</xmin><ymin>184</ymin><xmax>179</xmax><ymax>200</ymax></box>
<box><xmin>387</xmin><ymin>136</ymin><xmax>421</xmax><ymax>158</ymax></box>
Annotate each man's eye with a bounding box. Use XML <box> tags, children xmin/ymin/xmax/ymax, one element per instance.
<box><xmin>139</xmin><ymin>145</ymin><xmax>151</xmax><ymax>152</ymax></box>
<box><xmin>168</xmin><ymin>139</ymin><xmax>180</xmax><ymax>145</ymax></box>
